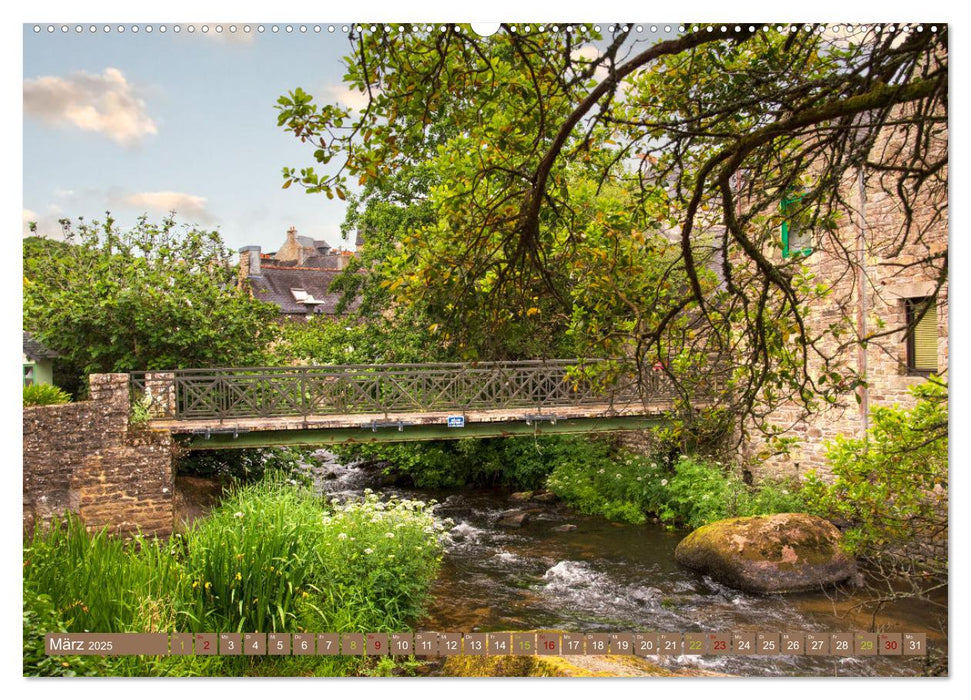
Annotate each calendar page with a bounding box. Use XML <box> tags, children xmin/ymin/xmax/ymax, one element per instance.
<box><xmin>19</xmin><ymin>4</ymin><xmax>950</xmax><ymax>686</ymax></box>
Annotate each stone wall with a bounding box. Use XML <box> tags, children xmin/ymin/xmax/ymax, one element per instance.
<box><xmin>23</xmin><ymin>373</ymin><xmax>175</xmax><ymax>537</ymax></box>
<box><xmin>746</xmin><ymin>115</ymin><xmax>948</xmax><ymax>480</ymax></box>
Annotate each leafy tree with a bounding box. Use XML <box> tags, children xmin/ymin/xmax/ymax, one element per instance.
<box><xmin>23</xmin><ymin>214</ymin><xmax>280</xmax><ymax>376</ymax></box>
<box><xmin>277</xmin><ymin>24</ymin><xmax>947</xmax><ymax>441</ymax></box>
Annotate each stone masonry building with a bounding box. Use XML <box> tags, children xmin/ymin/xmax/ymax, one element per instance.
<box><xmin>744</xmin><ymin>110</ymin><xmax>947</xmax><ymax>479</ymax></box>
<box><xmin>238</xmin><ymin>226</ymin><xmax>359</xmax><ymax>320</ymax></box>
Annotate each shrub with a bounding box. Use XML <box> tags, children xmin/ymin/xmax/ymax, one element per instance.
<box><xmin>314</xmin><ymin>490</ymin><xmax>447</xmax><ymax>629</ymax></box>
<box><xmin>178</xmin><ymin>474</ymin><xmax>445</xmax><ymax>634</ymax></box>
<box><xmin>545</xmin><ymin>444</ymin><xmax>651</xmax><ymax>524</ymax></box>
<box><xmin>335</xmin><ymin>436</ymin><xmax>598</xmax><ymax>490</ymax></box>
<box><xmin>23</xmin><ymin>384</ymin><xmax>71</xmax><ymax>406</ymax></box>
<box><xmin>546</xmin><ymin>450</ymin><xmax>806</xmax><ymax>528</ymax></box>
<box><xmin>648</xmin><ymin>456</ymin><xmax>743</xmax><ymax>528</ymax></box>
<box><xmin>737</xmin><ymin>477</ymin><xmax>805</xmax><ymax>517</ymax></box>
<box><xmin>23</xmin><ymin>587</ymin><xmax>105</xmax><ymax>677</ymax></box>
<box><xmin>802</xmin><ymin>379</ymin><xmax>947</xmax><ymax>570</ymax></box>
<box><xmin>176</xmin><ymin>447</ymin><xmax>312</xmax><ymax>485</ymax></box>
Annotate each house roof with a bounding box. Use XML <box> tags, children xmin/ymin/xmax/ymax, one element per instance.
<box><xmin>296</xmin><ymin>235</ymin><xmax>330</xmax><ymax>252</ymax></box>
<box><xmin>23</xmin><ymin>331</ymin><xmax>58</xmax><ymax>360</ymax></box>
<box><xmin>246</xmin><ymin>266</ymin><xmax>358</xmax><ymax>315</ymax></box>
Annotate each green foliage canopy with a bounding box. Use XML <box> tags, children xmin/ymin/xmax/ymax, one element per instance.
<box><xmin>278</xmin><ymin>24</ymin><xmax>947</xmax><ymax>442</ymax></box>
<box><xmin>23</xmin><ymin>215</ymin><xmax>280</xmax><ymax>375</ymax></box>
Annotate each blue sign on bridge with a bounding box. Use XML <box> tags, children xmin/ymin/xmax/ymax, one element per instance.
<box><xmin>447</xmin><ymin>416</ymin><xmax>465</xmax><ymax>428</ymax></box>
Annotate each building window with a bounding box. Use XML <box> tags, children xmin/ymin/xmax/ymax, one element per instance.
<box><xmin>781</xmin><ymin>193</ymin><xmax>813</xmax><ymax>258</ymax></box>
<box><xmin>905</xmin><ymin>296</ymin><xmax>938</xmax><ymax>375</ymax></box>
<box><xmin>23</xmin><ymin>363</ymin><xmax>35</xmax><ymax>387</ymax></box>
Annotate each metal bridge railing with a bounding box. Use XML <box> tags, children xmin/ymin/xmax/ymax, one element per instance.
<box><xmin>129</xmin><ymin>360</ymin><xmax>679</xmax><ymax>422</ymax></box>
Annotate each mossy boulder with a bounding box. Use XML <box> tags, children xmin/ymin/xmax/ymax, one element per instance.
<box><xmin>674</xmin><ymin>513</ymin><xmax>857</xmax><ymax>593</ymax></box>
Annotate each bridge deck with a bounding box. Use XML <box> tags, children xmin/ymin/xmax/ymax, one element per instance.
<box><xmin>152</xmin><ymin>402</ymin><xmax>673</xmax><ymax>433</ymax></box>
<box><xmin>151</xmin><ymin>402</ymin><xmax>677</xmax><ymax>449</ymax></box>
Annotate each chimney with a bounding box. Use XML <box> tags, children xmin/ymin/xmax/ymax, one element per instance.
<box><xmin>287</xmin><ymin>226</ymin><xmax>307</xmax><ymax>265</ymax></box>
<box><xmin>239</xmin><ymin>245</ymin><xmax>261</xmax><ymax>277</ymax></box>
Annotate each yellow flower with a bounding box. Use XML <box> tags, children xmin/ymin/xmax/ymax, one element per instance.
<box><xmin>235</xmin><ymin>572</ymin><xmax>242</xmax><ymax>581</ymax></box>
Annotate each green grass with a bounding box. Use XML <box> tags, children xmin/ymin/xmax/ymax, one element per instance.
<box><xmin>23</xmin><ymin>473</ymin><xmax>444</xmax><ymax>676</ymax></box>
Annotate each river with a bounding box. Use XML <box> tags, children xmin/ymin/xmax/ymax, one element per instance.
<box><xmin>308</xmin><ymin>450</ymin><xmax>946</xmax><ymax>677</ymax></box>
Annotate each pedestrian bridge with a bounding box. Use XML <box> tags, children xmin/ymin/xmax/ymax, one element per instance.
<box><xmin>131</xmin><ymin>360</ymin><xmax>682</xmax><ymax>450</ymax></box>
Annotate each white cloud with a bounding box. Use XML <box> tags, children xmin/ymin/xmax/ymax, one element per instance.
<box><xmin>22</xmin><ymin>209</ymin><xmax>38</xmax><ymax>237</ymax></box>
<box><xmin>24</xmin><ymin>67</ymin><xmax>158</xmax><ymax>147</ymax></box>
<box><xmin>202</xmin><ymin>28</ymin><xmax>256</xmax><ymax>45</ymax></box>
<box><xmin>117</xmin><ymin>191</ymin><xmax>212</xmax><ymax>222</ymax></box>
<box><xmin>322</xmin><ymin>84</ymin><xmax>373</xmax><ymax>112</ymax></box>
<box><xmin>570</xmin><ymin>45</ymin><xmax>609</xmax><ymax>83</ymax></box>
<box><xmin>571</xmin><ymin>45</ymin><xmax>601</xmax><ymax>63</ymax></box>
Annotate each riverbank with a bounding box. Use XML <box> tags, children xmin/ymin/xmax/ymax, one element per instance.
<box><xmin>310</xmin><ymin>450</ymin><xmax>946</xmax><ymax>677</ymax></box>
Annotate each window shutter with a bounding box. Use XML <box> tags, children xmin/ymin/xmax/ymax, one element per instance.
<box><xmin>913</xmin><ymin>301</ymin><xmax>938</xmax><ymax>372</ymax></box>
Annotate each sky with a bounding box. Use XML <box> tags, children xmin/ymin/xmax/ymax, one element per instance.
<box><xmin>23</xmin><ymin>24</ymin><xmax>370</xmax><ymax>253</ymax></box>
<box><xmin>22</xmin><ymin>21</ymin><xmax>680</xmax><ymax>255</ymax></box>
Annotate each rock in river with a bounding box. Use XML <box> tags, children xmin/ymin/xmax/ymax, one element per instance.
<box><xmin>674</xmin><ymin>513</ymin><xmax>857</xmax><ymax>594</ymax></box>
<box><xmin>498</xmin><ymin>511</ymin><xmax>531</xmax><ymax>528</ymax></box>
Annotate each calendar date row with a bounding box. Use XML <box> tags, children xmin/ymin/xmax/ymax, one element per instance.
<box><xmin>45</xmin><ymin>631</ymin><xmax>927</xmax><ymax>657</ymax></box>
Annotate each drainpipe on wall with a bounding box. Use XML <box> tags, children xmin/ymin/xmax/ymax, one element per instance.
<box><xmin>856</xmin><ymin>167</ymin><xmax>870</xmax><ymax>434</ymax></box>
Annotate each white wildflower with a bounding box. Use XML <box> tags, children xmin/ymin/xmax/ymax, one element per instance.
<box><xmin>234</xmin><ymin>511</ymin><xmax>244</xmax><ymax>519</ymax></box>
<box><xmin>364</xmin><ymin>548</ymin><xmax>374</xmax><ymax>555</ymax></box>
<box><xmin>337</xmin><ymin>532</ymin><xmax>348</xmax><ymax>541</ymax></box>
<box><xmin>385</xmin><ymin>532</ymin><xmax>395</xmax><ymax>539</ymax></box>
<box><xmin>661</xmin><ymin>479</ymin><xmax>669</xmax><ymax>486</ymax></box>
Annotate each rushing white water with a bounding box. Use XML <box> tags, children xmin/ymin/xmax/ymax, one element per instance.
<box><xmin>309</xmin><ymin>453</ymin><xmax>944</xmax><ymax>677</ymax></box>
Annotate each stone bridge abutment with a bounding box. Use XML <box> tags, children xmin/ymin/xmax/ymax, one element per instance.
<box><xmin>23</xmin><ymin>373</ymin><xmax>175</xmax><ymax>537</ymax></box>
